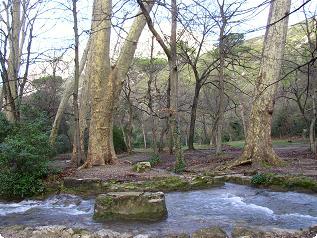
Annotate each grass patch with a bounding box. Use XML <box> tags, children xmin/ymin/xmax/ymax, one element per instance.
<box><xmin>225</xmin><ymin>140</ymin><xmax>245</xmax><ymax>148</ymax></box>
<box><xmin>225</xmin><ymin>139</ymin><xmax>308</xmax><ymax>149</ymax></box>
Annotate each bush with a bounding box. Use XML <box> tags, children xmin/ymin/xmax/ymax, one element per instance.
<box><xmin>251</xmin><ymin>173</ymin><xmax>272</xmax><ymax>186</ymax></box>
<box><xmin>113</xmin><ymin>126</ymin><xmax>127</xmax><ymax>153</ymax></box>
<box><xmin>0</xmin><ymin>120</ymin><xmax>54</xmax><ymax>199</ymax></box>
<box><xmin>174</xmin><ymin>159</ymin><xmax>186</xmax><ymax>174</ymax></box>
<box><xmin>0</xmin><ymin>113</ymin><xmax>12</xmax><ymax>143</ymax></box>
<box><xmin>148</xmin><ymin>154</ymin><xmax>161</xmax><ymax>167</ymax></box>
<box><xmin>56</xmin><ymin>134</ymin><xmax>71</xmax><ymax>154</ymax></box>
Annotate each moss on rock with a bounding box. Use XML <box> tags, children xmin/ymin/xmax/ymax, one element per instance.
<box><xmin>94</xmin><ymin>192</ymin><xmax>168</xmax><ymax>221</ymax></box>
<box><xmin>251</xmin><ymin>173</ymin><xmax>317</xmax><ymax>193</ymax></box>
<box><xmin>61</xmin><ymin>175</ymin><xmax>227</xmax><ymax>197</ymax></box>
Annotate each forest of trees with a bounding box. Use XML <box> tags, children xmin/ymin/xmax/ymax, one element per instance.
<box><xmin>0</xmin><ymin>0</ymin><xmax>316</xmax><ymax>198</ymax></box>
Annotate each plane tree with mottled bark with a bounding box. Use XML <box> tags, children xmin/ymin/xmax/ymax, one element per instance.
<box><xmin>230</xmin><ymin>0</ymin><xmax>292</xmax><ymax>168</ymax></box>
<box><xmin>79</xmin><ymin>0</ymin><xmax>154</xmax><ymax>168</ymax></box>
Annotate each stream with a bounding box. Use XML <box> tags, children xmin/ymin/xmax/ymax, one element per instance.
<box><xmin>1</xmin><ymin>183</ymin><xmax>317</xmax><ymax>236</ymax></box>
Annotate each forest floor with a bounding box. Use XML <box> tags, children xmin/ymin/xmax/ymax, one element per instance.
<box><xmin>52</xmin><ymin>139</ymin><xmax>317</xmax><ymax>182</ymax></box>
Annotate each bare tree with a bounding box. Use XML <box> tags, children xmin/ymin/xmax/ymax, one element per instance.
<box><xmin>70</xmin><ymin>0</ymin><xmax>84</xmax><ymax>166</ymax></box>
<box><xmin>303</xmin><ymin>8</ymin><xmax>317</xmax><ymax>154</ymax></box>
<box><xmin>177</xmin><ymin>5</ymin><xmax>219</xmax><ymax>150</ymax></box>
<box><xmin>0</xmin><ymin>0</ymin><xmax>42</xmax><ymax>122</ymax></box>
<box><xmin>138</xmin><ymin>0</ymin><xmax>186</xmax><ymax>172</ymax></box>
<box><xmin>232</xmin><ymin>0</ymin><xmax>292</xmax><ymax>167</ymax></box>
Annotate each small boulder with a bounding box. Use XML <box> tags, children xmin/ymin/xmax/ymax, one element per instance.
<box><xmin>94</xmin><ymin>191</ymin><xmax>167</xmax><ymax>221</ymax></box>
<box><xmin>92</xmin><ymin>229</ymin><xmax>132</xmax><ymax>238</ymax></box>
<box><xmin>31</xmin><ymin>226</ymin><xmax>74</xmax><ymax>238</ymax></box>
<box><xmin>132</xmin><ymin>162</ymin><xmax>151</xmax><ymax>173</ymax></box>
<box><xmin>232</xmin><ymin>227</ymin><xmax>265</xmax><ymax>238</ymax></box>
<box><xmin>192</xmin><ymin>227</ymin><xmax>227</xmax><ymax>238</ymax></box>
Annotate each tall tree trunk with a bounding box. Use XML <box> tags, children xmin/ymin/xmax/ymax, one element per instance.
<box><xmin>215</xmin><ymin>6</ymin><xmax>226</xmax><ymax>155</ymax></box>
<box><xmin>236</xmin><ymin>0</ymin><xmax>291</xmax><ymax>167</ymax></box>
<box><xmin>310</xmin><ymin>89</ymin><xmax>317</xmax><ymax>153</ymax></box>
<box><xmin>188</xmin><ymin>84</ymin><xmax>200</xmax><ymax>150</ymax></box>
<box><xmin>85</xmin><ymin>0</ymin><xmax>112</xmax><ymax>166</ymax></box>
<box><xmin>49</xmin><ymin>80</ymin><xmax>73</xmax><ymax>145</ymax></box>
<box><xmin>158</xmin><ymin>124</ymin><xmax>168</xmax><ymax>152</ymax></box>
<box><xmin>151</xmin><ymin>117</ymin><xmax>158</xmax><ymax>154</ymax></box>
<box><xmin>309</xmin><ymin>64</ymin><xmax>317</xmax><ymax>154</ymax></box>
<box><xmin>79</xmin><ymin>73</ymin><xmax>91</xmax><ymax>157</ymax></box>
<box><xmin>170</xmin><ymin>0</ymin><xmax>185</xmax><ymax>172</ymax></box>
<box><xmin>309</xmin><ymin>118</ymin><xmax>316</xmax><ymax>154</ymax></box>
<box><xmin>202</xmin><ymin>114</ymin><xmax>209</xmax><ymax>144</ymax></box>
<box><xmin>210</xmin><ymin>115</ymin><xmax>218</xmax><ymax>146</ymax></box>
<box><xmin>126</xmin><ymin>102</ymin><xmax>133</xmax><ymax>154</ymax></box>
<box><xmin>71</xmin><ymin>0</ymin><xmax>84</xmax><ymax>166</ymax></box>
<box><xmin>81</xmin><ymin>0</ymin><xmax>154</xmax><ymax>168</ymax></box>
<box><xmin>149</xmin><ymin>36</ymin><xmax>158</xmax><ymax>155</ymax></box>
<box><xmin>0</xmin><ymin>86</ymin><xmax>3</xmax><ymax>111</ymax></box>
<box><xmin>50</xmin><ymin>38</ymin><xmax>90</xmax><ymax>146</ymax></box>
<box><xmin>4</xmin><ymin>0</ymin><xmax>21</xmax><ymax>122</ymax></box>
<box><xmin>167</xmin><ymin>76</ymin><xmax>173</xmax><ymax>154</ymax></box>
<box><xmin>216</xmin><ymin>77</ymin><xmax>225</xmax><ymax>154</ymax></box>
<box><xmin>142</xmin><ymin>121</ymin><xmax>147</xmax><ymax>149</ymax></box>
<box><xmin>137</xmin><ymin>0</ymin><xmax>184</xmax><ymax>170</ymax></box>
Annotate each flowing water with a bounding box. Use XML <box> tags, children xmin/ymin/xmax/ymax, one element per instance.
<box><xmin>1</xmin><ymin>183</ymin><xmax>317</xmax><ymax>236</ymax></box>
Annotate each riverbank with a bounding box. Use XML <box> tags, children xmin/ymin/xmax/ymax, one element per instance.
<box><xmin>1</xmin><ymin>224</ymin><xmax>317</xmax><ymax>238</ymax></box>
<box><xmin>44</xmin><ymin>142</ymin><xmax>317</xmax><ymax>198</ymax></box>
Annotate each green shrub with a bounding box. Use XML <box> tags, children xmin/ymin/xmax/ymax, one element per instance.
<box><xmin>56</xmin><ymin>134</ymin><xmax>71</xmax><ymax>154</ymax></box>
<box><xmin>113</xmin><ymin>126</ymin><xmax>127</xmax><ymax>153</ymax></box>
<box><xmin>251</xmin><ymin>173</ymin><xmax>272</xmax><ymax>186</ymax></box>
<box><xmin>0</xmin><ymin>121</ymin><xmax>54</xmax><ymax>199</ymax></box>
<box><xmin>174</xmin><ymin>159</ymin><xmax>186</xmax><ymax>174</ymax></box>
<box><xmin>0</xmin><ymin>113</ymin><xmax>12</xmax><ymax>143</ymax></box>
<box><xmin>148</xmin><ymin>154</ymin><xmax>161</xmax><ymax>166</ymax></box>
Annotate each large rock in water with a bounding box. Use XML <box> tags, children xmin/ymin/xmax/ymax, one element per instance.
<box><xmin>94</xmin><ymin>191</ymin><xmax>168</xmax><ymax>221</ymax></box>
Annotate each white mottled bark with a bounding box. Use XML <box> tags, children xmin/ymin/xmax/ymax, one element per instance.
<box><xmin>238</xmin><ymin>0</ymin><xmax>292</xmax><ymax>166</ymax></box>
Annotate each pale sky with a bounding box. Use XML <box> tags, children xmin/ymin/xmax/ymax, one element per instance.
<box><xmin>17</xmin><ymin>0</ymin><xmax>317</xmax><ymax>78</ymax></box>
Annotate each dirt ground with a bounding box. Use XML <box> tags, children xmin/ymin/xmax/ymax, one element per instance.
<box><xmin>52</xmin><ymin>143</ymin><xmax>317</xmax><ymax>181</ymax></box>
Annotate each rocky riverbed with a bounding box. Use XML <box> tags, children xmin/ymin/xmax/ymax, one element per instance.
<box><xmin>0</xmin><ymin>224</ymin><xmax>317</xmax><ymax>238</ymax></box>
<box><xmin>1</xmin><ymin>183</ymin><xmax>317</xmax><ymax>237</ymax></box>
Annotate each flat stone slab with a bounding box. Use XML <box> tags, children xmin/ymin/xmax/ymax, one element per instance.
<box><xmin>94</xmin><ymin>191</ymin><xmax>168</xmax><ymax>221</ymax></box>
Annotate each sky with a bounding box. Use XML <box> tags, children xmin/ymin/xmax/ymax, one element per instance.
<box><xmin>12</xmin><ymin>0</ymin><xmax>317</xmax><ymax>78</ymax></box>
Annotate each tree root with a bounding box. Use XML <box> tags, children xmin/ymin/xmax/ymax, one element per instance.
<box><xmin>77</xmin><ymin>160</ymin><xmax>92</xmax><ymax>170</ymax></box>
<box><xmin>217</xmin><ymin>158</ymin><xmax>252</xmax><ymax>171</ymax></box>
